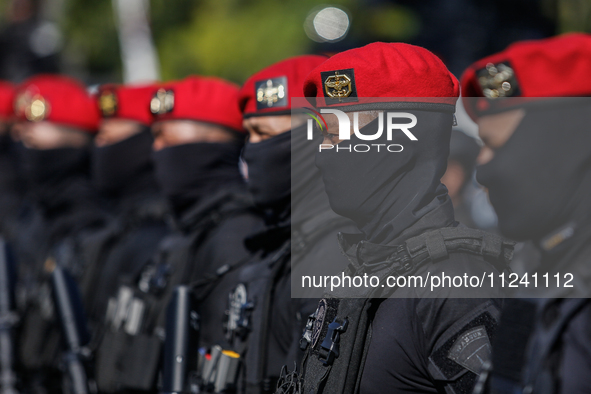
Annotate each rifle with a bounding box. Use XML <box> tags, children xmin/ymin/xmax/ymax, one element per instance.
<box><xmin>0</xmin><ymin>237</ymin><xmax>18</xmax><ymax>394</ymax></box>
<box><xmin>51</xmin><ymin>267</ymin><xmax>92</xmax><ymax>394</ymax></box>
<box><xmin>161</xmin><ymin>286</ymin><xmax>199</xmax><ymax>394</ymax></box>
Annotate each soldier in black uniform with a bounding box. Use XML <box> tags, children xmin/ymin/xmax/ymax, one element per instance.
<box><xmin>0</xmin><ymin>80</ymin><xmax>23</xmax><ymax>239</ymax></box>
<box><xmin>296</xmin><ymin>42</ymin><xmax>513</xmax><ymax>394</ymax></box>
<box><xmin>93</xmin><ymin>76</ymin><xmax>264</xmax><ymax>393</ymax></box>
<box><xmin>79</xmin><ymin>84</ymin><xmax>170</xmax><ymax>345</ymax></box>
<box><xmin>221</xmin><ymin>55</ymin><xmax>354</xmax><ymax>394</ymax></box>
<box><xmin>461</xmin><ymin>33</ymin><xmax>591</xmax><ymax>394</ymax></box>
<box><xmin>12</xmin><ymin>74</ymin><xmax>107</xmax><ymax>393</ymax></box>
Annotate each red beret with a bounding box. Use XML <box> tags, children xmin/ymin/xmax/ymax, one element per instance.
<box><xmin>303</xmin><ymin>42</ymin><xmax>459</xmax><ymax>112</ymax></box>
<box><xmin>97</xmin><ymin>83</ymin><xmax>157</xmax><ymax>126</ymax></box>
<box><xmin>15</xmin><ymin>74</ymin><xmax>99</xmax><ymax>133</ymax></box>
<box><xmin>150</xmin><ymin>76</ymin><xmax>245</xmax><ymax>133</ymax></box>
<box><xmin>0</xmin><ymin>81</ymin><xmax>15</xmax><ymax>121</ymax></box>
<box><xmin>238</xmin><ymin>55</ymin><xmax>328</xmax><ymax>118</ymax></box>
<box><xmin>461</xmin><ymin>33</ymin><xmax>591</xmax><ymax>120</ymax></box>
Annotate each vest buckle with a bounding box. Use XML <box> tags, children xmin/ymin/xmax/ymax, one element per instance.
<box><xmin>319</xmin><ymin>318</ymin><xmax>349</xmax><ymax>366</ymax></box>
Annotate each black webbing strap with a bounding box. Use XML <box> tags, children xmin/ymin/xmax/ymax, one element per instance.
<box><xmin>402</xmin><ymin>227</ymin><xmax>514</xmax><ymax>274</ymax></box>
<box><xmin>348</xmin><ymin>227</ymin><xmax>514</xmax><ymax>280</ymax></box>
<box><xmin>425</xmin><ymin>230</ymin><xmax>448</xmax><ymax>261</ymax></box>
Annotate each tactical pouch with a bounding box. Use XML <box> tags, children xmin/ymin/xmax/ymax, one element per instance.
<box><xmin>121</xmin><ymin>332</ymin><xmax>162</xmax><ymax>390</ymax></box>
<box><xmin>19</xmin><ymin>303</ymin><xmax>61</xmax><ymax>370</ymax></box>
<box><xmin>95</xmin><ymin>329</ymin><xmax>128</xmax><ymax>393</ymax></box>
<box><xmin>95</xmin><ymin>284</ymin><xmax>161</xmax><ymax>392</ymax></box>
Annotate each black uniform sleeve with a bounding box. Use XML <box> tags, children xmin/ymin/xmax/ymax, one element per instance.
<box><xmin>359</xmin><ymin>297</ymin><xmax>501</xmax><ymax>394</ymax></box>
<box><xmin>360</xmin><ymin>298</ymin><xmax>439</xmax><ymax>394</ymax></box>
<box><xmin>420</xmin><ymin>298</ymin><xmax>501</xmax><ymax>394</ymax></box>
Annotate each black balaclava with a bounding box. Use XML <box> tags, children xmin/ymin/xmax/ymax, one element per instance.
<box><xmin>19</xmin><ymin>141</ymin><xmax>106</xmax><ymax>242</ymax></box>
<box><xmin>91</xmin><ymin>128</ymin><xmax>154</xmax><ymax>196</ymax></box>
<box><xmin>152</xmin><ymin>141</ymin><xmax>244</xmax><ymax>214</ymax></box>
<box><xmin>242</xmin><ymin>128</ymin><xmax>291</xmax><ymax>209</ymax></box>
<box><xmin>242</xmin><ymin>123</ymin><xmax>326</xmax><ymax>224</ymax></box>
<box><xmin>21</xmin><ymin>145</ymin><xmax>89</xmax><ymax>186</ymax></box>
<box><xmin>315</xmin><ymin>111</ymin><xmax>454</xmax><ymax>245</ymax></box>
<box><xmin>477</xmin><ymin>103</ymin><xmax>591</xmax><ymax>243</ymax></box>
<box><xmin>0</xmin><ymin>129</ymin><xmax>12</xmax><ymax>153</ymax></box>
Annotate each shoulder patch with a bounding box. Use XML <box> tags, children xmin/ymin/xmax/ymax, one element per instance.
<box><xmin>447</xmin><ymin>325</ymin><xmax>491</xmax><ymax>374</ymax></box>
<box><xmin>430</xmin><ymin>311</ymin><xmax>497</xmax><ymax>380</ymax></box>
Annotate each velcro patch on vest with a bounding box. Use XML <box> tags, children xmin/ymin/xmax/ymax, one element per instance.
<box><xmin>311</xmin><ymin>299</ymin><xmax>327</xmax><ymax>348</ymax></box>
<box><xmin>431</xmin><ymin>312</ymin><xmax>496</xmax><ymax>380</ymax></box>
<box><xmin>312</xmin><ymin>298</ymin><xmax>340</xmax><ymax>353</ymax></box>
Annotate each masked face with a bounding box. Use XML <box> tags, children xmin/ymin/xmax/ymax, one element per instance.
<box><xmin>21</xmin><ymin>145</ymin><xmax>89</xmax><ymax>185</ymax></box>
<box><xmin>476</xmin><ymin>104</ymin><xmax>591</xmax><ymax>241</ymax></box>
<box><xmin>91</xmin><ymin>128</ymin><xmax>153</xmax><ymax>194</ymax></box>
<box><xmin>315</xmin><ymin>111</ymin><xmax>452</xmax><ymax>244</ymax></box>
<box><xmin>242</xmin><ymin>129</ymin><xmax>291</xmax><ymax>208</ymax></box>
<box><xmin>152</xmin><ymin>141</ymin><xmax>243</xmax><ymax>211</ymax></box>
<box><xmin>242</xmin><ymin>120</ymin><xmax>322</xmax><ymax>210</ymax></box>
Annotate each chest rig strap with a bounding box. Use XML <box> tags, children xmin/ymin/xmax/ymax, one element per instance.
<box><xmin>351</xmin><ymin>227</ymin><xmax>514</xmax><ymax>280</ymax></box>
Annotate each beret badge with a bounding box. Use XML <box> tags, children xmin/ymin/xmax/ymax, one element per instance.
<box><xmin>15</xmin><ymin>90</ymin><xmax>50</xmax><ymax>122</ymax></box>
<box><xmin>320</xmin><ymin>68</ymin><xmax>358</xmax><ymax>105</ymax></box>
<box><xmin>324</xmin><ymin>71</ymin><xmax>352</xmax><ymax>101</ymax></box>
<box><xmin>98</xmin><ymin>90</ymin><xmax>118</xmax><ymax>117</ymax></box>
<box><xmin>150</xmin><ymin>88</ymin><xmax>175</xmax><ymax>115</ymax></box>
<box><xmin>255</xmin><ymin>77</ymin><xmax>287</xmax><ymax>110</ymax></box>
<box><xmin>477</xmin><ymin>62</ymin><xmax>520</xmax><ymax>99</ymax></box>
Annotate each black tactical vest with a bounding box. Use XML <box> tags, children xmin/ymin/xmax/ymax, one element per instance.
<box><xmin>290</xmin><ymin>227</ymin><xmax>514</xmax><ymax>394</ymax></box>
<box><xmin>94</xmin><ymin>194</ymin><xmax>253</xmax><ymax>393</ymax></box>
<box><xmin>79</xmin><ymin>198</ymin><xmax>169</xmax><ymax>330</ymax></box>
<box><xmin>19</xmin><ymin>232</ymin><xmax>96</xmax><ymax>371</ymax></box>
<box><xmin>216</xmin><ymin>212</ymin><xmax>352</xmax><ymax>394</ymax></box>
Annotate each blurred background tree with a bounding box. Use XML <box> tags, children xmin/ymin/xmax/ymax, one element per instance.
<box><xmin>0</xmin><ymin>0</ymin><xmax>582</xmax><ymax>85</ymax></box>
<box><xmin>153</xmin><ymin>0</ymin><xmax>352</xmax><ymax>83</ymax></box>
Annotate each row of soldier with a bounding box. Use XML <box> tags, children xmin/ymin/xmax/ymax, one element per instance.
<box><xmin>0</xmin><ymin>32</ymin><xmax>589</xmax><ymax>394</ymax></box>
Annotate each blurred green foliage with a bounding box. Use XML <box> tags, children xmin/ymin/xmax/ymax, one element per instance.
<box><xmin>361</xmin><ymin>4</ymin><xmax>421</xmax><ymax>42</ymax></box>
<box><xmin>6</xmin><ymin>0</ymin><xmax>576</xmax><ymax>85</ymax></box>
<box><xmin>77</xmin><ymin>0</ymin><xmax>421</xmax><ymax>84</ymax></box>
<box><xmin>60</xmin><ymin>0</ymin><xmax>355</xmax><ymax>84</ymax></box>
<box><xmin>62</xmin><ymin>0</ymin><xmax>120</xmax><ymax>78</ymax></box>
<box><xmin>555</xmin><ymin>0</ymin><xmax>591</xmax><ymax>33</ymax></box>
<box><xmin>153</xmin><ymin>0</ymin><xmax>353</xmax><ymax>83</ymax></box>
<box><xmin>0</xmin><ymin>0</ymin><xmax>434</xmax><ymax>84</ymax></box>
